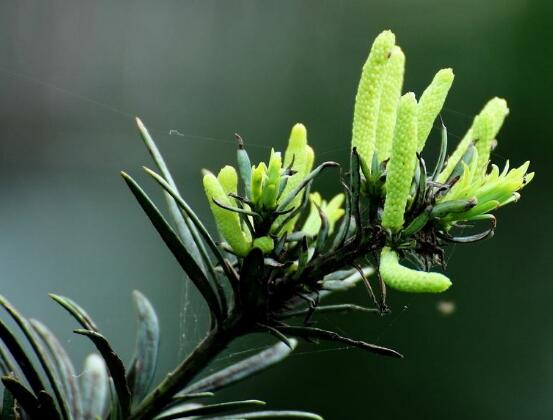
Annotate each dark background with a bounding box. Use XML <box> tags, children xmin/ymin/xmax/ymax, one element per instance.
<box><xmin>0</xmin><ymin>1</ymin><xmax>552</xmax><ymax>419</ymax></box>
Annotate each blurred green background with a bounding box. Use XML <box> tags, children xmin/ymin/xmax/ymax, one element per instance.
<box><xmin>0</xmin><ymin>0</ymin><xmax>552</xmax><ymax>419</ymax></box>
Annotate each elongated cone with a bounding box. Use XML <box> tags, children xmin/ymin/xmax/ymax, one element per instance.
<box><xmin>381</xmin><ymin>92</ymin><xmax>418</xmax><ymax>231</ymax></box>
<box><xmin>203</xmin><ymin>170</ymin><xmax>251</xmax><ymax>256</ymax></box>
<box><xmin>375</xmin><ymin>46</ymin><xmax>405</xmax><ymax>162</ymax></box>
<box><xmin>380</xmin><ymin>247</ymin><xmax>451</xmax><ymax>293</ymax></box>
<box><xmin>352</xmin><ymin>30</ymin><xmax>396</xmax><ymax>166</ymax></box>
<box><xmin>276</xmin><ymin>123</ymin><xmax>314</xmax><ymax>233</ymax></box>
<box><xmin>438</xmin><ymin>97</ymin><xmax>509</xmax><ymax>182</ymax></box>
<box><xmin>416</xmin><ymin>68</ymin><xmax>454</xmax><ymax>151</ymax></box>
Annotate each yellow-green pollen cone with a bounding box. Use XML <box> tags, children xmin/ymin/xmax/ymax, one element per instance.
<box><xmin>416</xmin><ymin>68</ymin><xmax>454</xmax><ymax>151</ymax></box>
<box><xmin>374</xmin><ymin>46</ymin><xmax>405</xmax><ymax>162</ymax></box>
<box><xmin>381</xmin><ymin>92</ymin><xmax>418</xmax><ymax>232</ymax></box>
<box><xmin>274</xmin><ymin>123</ymin><xmax>315</xmax><ymax>234</ymax></box>
<box><xmin>380</xmin><ymin>247</ymin><xmax>451</xmax><ymax>293</ymax></box>
<box><xmin>351</xmin><ymin>30</ymin><xmax>396</xmax><ymax>166</ymax></box>
<box><xmin>346</xmin><ymin>30</ymin><xmax>533</xmax><ymax>294</ymax></box>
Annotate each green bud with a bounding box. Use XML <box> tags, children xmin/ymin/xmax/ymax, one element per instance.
<box><xmin>352</xmin><ymin>30</ymin><xmax>396</xmax><ymax>166</ymax></box>
<box><xmin>276</xmin><ymin>123</ymin><xmax>315</xmax><ymax>233</ymax></box>
<box><xmin>217</xmin><ymin>165</ymin><xmax>238</xmax><ymax>196</ymax></box>
<box><xmin>381</xmin><ymin>92</ymin><xmax>418</xmax><ymax>231</ymax></box>
<box><xmin>259</xmin><ymin>149</ymin><xmax>282</xmax><ymax>209</ymax></box>
<box><xmin>375</xmin><ymin>46</ymin><xmax>405</xmax><ymax>162</ymax></box>
<box><xmin>203</xmin><ymin>171</ymin><xmax>251</xmax><ymax>256</ymax></box>
<box><xmin>236</xmin><ymin>139</ymin><xmax>252</xmax><ymax>198</ymax></box>
<box><xmin>417</xmin><ymin>68</ymin><xmax>454</xmax><ymax>151</ymax></box>
<box><xmin>380</xmin><ymin>247</ymin><xmax>452</xmax><ymax>293</ymax></box>
<box><xmin>251</xmin><ymin>163</ymin><xmax>266</xmax><ymax>203</ymax></box>
<box><xmin>267</xmin><ymin>149</ymin><xmax>282</xmax><ymax>185</ymax></box>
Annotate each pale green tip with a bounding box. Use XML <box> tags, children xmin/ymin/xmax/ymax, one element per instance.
<box><xmin>289</xmin><ymin>123</ymin><xmax>307</xmax><ymax>150</ymax></box>
<box><xmin>217</xmin><ymin>165</ymin><xmax>238</xmax><ymax>196</ymax></box>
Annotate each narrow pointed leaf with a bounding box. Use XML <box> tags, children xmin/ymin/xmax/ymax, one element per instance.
<box><xmin>136</xmin><ymin>117</ymin><xmax>204</xmax><ymax>269</ymax></box>
<box><xmin>0</xmin><ymin>346</ymin><xmax>15</xmax><ymax>377</ymax></box>
<box><xmin>278</xmin><ymin>326</ymin><xmax>402</xmax><ymax>358</ymax></box>
<box><xmin>402</xmin><ymin>206</ymin><xmax>432</xmax><ymax>237</ymax></box>
<box><xmin>350</xmin><ymin>149</ymin><xmax>362</xmax><ymax>238</ymax></box>
<box><xmin>1</xmin><ymin>376</ymin><xmax>39</xmax><ymax>418</ymax></box>
<box><xmin>73</xmin><ymin>329</ymin><xmax>131</xmax><ymax>418</ymax></box>
<box><xmin>172</xmin><ymin>392</ymin><xmax>214</xmax><ymax>402</ymax></box>
<box><xmin>49</xmin><ymin>294</ymin><xmax>98</xmax><ymax>332</ymax></box>
<box><xmin>122</xmin><ymin>172</ymin><xmax>222</xmax><ymax>324</ymax></box>
<box><xmin>257</xmin><ymin>324</ymin><xmax>293</xmax><ymax>349</ymax></box>
<box><xmin>0</xmin><ymin>297</ymin><xmax>70</xmax><ymax>420</ymax></box>
<box><xmin>144</xmin><ymin>167</ymin><xmax>236</xmax><ymax>286</ymax></box>
<box><xmin>0</xmin><ymin>319</ymin><xmax>45</xmax><ymax>395</ymax></box>
<box><xmin>2</xmin><ymin>386</ymin><xmax>16</xmax><ymax>420</ymax></box>
<box><xmin>272</xmin><ymin>184</ymin><xmax>311</xmax><ymax>235</ymax></box>
<box><xmin>332</xmin><ymin>182</ymin><xmax>352</xmax><ymax>249</ymax></box>
<box><xmin>276</xmin><ymin>162</ymin><xmax>339</xmax><ymax>212</ymax></box>
<box><xmin>156</xmin><ymin>400</ymin><xmax>266</xmax><ymax>420</ymax></box>
<box><xmin>236</xmin><ymin>135</ymin><xmax>253</xmax><ymax>199</ymax></box>
<box><xmin>314</xmin><ymin>204</ymin><xmax>329</xmax><ymax>255</ymax></box>
<box><xmin>278</xmin><ymin>304</ymin><xmax>378</xmax><ymax>318</ymax></box>
<box><xmin>214</xmin><ymin>411</ymin><xmax>323</xmax><ymax>419</ymax></box>
<box><xmin>37</xmin><ymin>391</ymin><xmax>61</xmax><ymax>420</ymax></box>
<box><xmin>127</xmin><ymin>291</ymin><xmax>160</xmax><ymax>404</ymax></box>
<box><xmin>212</xmin><ymin>199</ymin><xmax>261</xmax><ymax>218</ymax></box>
<box><xmin>182</xmin><ymin>339</ymin><xmax>297</xmax><ymax>395</ymax></box>
<box><xmin>29</xmin><ymin>319</ymin><xmax>80</xmax><ymax>420</ymax></box>
<box><xmin>431</xmin><ymin>122</ymin><xmax>448</xmax><ymax>180</ymax></box>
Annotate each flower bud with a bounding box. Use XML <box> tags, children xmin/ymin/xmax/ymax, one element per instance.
<box><xmin>250</xmin><ymin>163</ymin><xmax>266</xmax><ymax>204</ymax></box>
<box><xmin>203</xmin><ymin>171</ymin><xmax>251</xmax><ymax>256</ymax></box>
<box><xmin>277</xmin><ymin>123</ymin><xmax>315</xmax><ymax>233</ymax></box>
